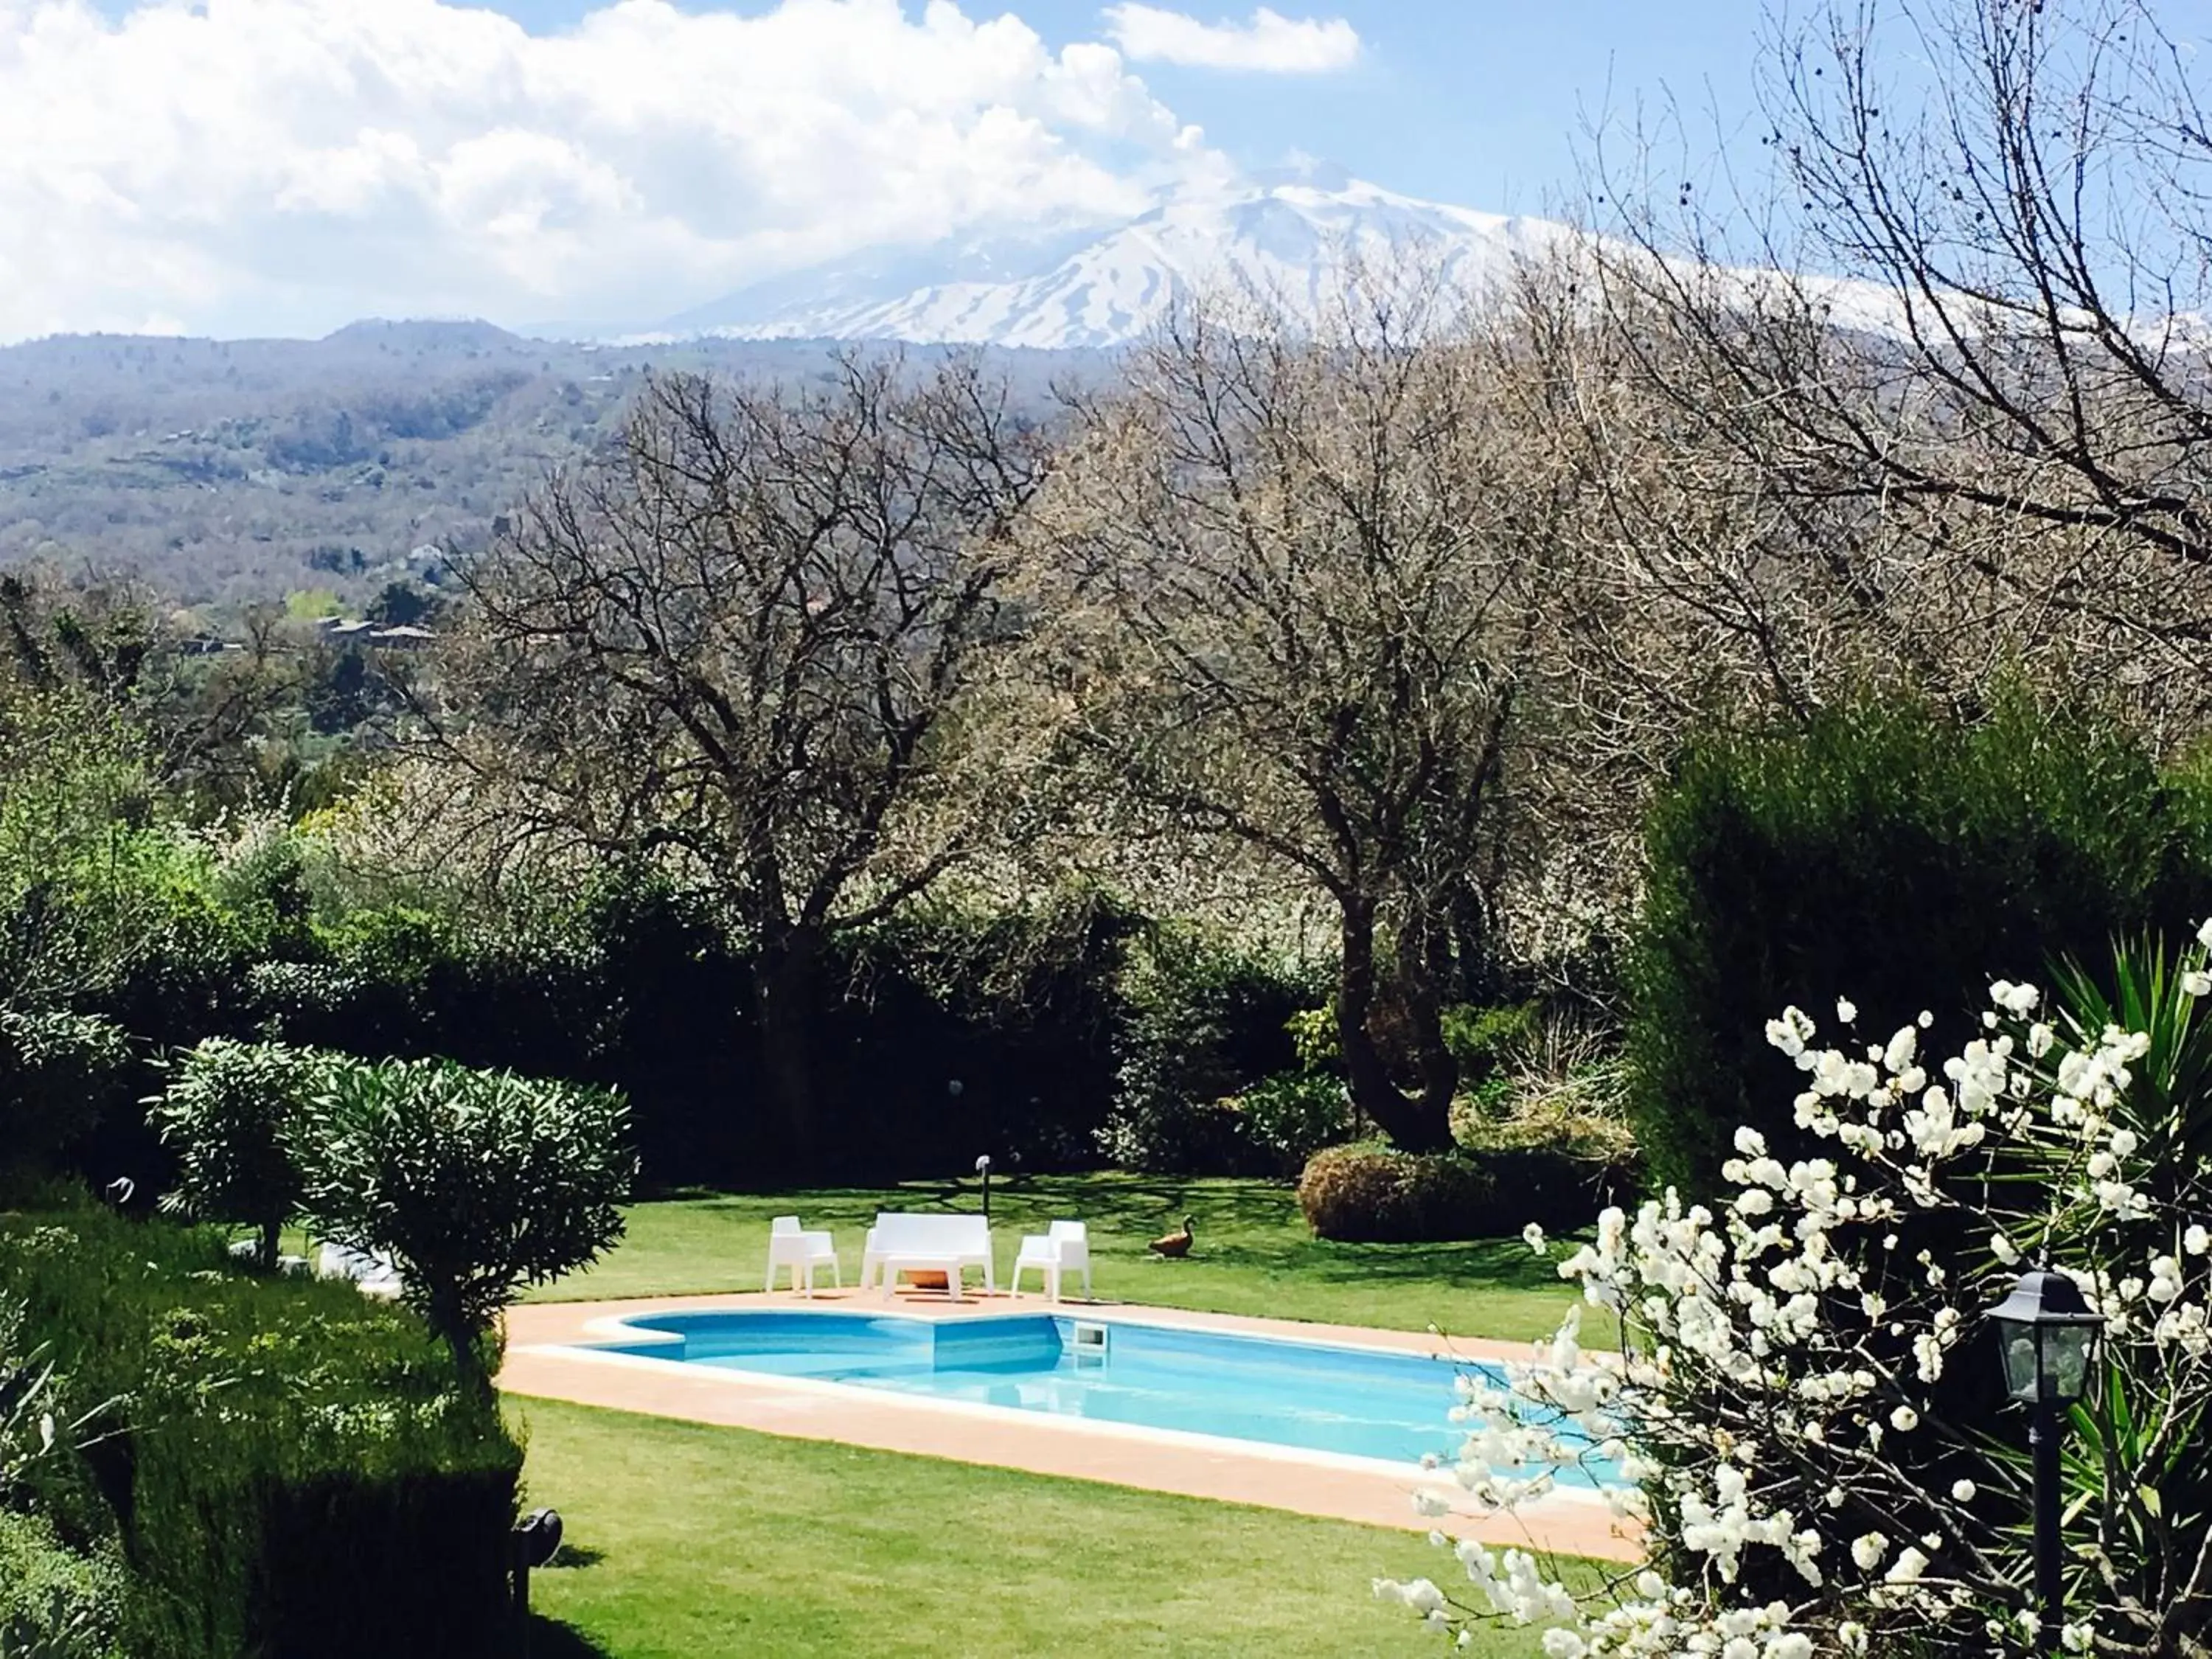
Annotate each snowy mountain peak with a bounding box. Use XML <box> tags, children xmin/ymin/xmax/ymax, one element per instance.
<box><xmin>653</xmin><ymin>171</ymin><xmax>1565</xmax><ymax>352</ymax></box>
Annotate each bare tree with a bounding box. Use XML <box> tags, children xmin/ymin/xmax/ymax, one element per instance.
<box><xmin>430</xmin><ymin>352</ymin><xmax>1046</xmax><ymax>1166</ymax></box>
<box><xmin>1019</xmin><ymin>274</ymin><xmax>1583</xmax><ymax>1152</ymax></box>
<box><xmin>0</xmin><ymin>566</ymin><xmax>313</xmax><ymax>804</ymax></box>
<box><xmin>1570</xmin><ymin>0</ymin><xmax>2212</xmax><ymax>751</ymax></box>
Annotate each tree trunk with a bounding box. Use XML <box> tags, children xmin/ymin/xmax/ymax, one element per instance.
<box><xmin>1397</xmin><ymin>908</ymin><xmax>1464</xmax><ymax>1145</ymax></box>
<box><xmin>258</xmin><ymin>1217</ymin><xmax>281</xmax><ymax>1273</ymax></box>
<box><xmin>428</xmin><ymin>1284</ymin><xmax>490</xmax><ymax>1402</ymax></box>
<box><xmin>754</xmin><ymin>923</ymin><xmax>823</xmax><ymax>1173</ymax></box>
<box><xmin>1337</xmin><ymin>897</ymin><xmax>1455</xmax><ymax>1152</ymax></box>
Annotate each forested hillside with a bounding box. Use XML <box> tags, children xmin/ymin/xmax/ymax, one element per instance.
<box><xmin>0</xmin><ymin>321</ymin><xmax>1097</xmax><ymax>612</ymax></box>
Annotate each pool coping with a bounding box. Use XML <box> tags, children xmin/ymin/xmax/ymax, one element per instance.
<box><xmin>498</xmin><ymin>1289</ymin><xmax>1644</xmax><ymax>1563</ymax></box>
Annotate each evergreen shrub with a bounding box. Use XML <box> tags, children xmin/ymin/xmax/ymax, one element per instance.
<box><xmin>1632</xmin><ymin>692</ymin><xmax>2212</xmax><ymax>1196</ymax></box>
<box><xmin>1227</xmin><ymin>1071</ymin><xmax>1354</xmax><ymax>1173</ymax></box>
<box><xmin>1099</xmin><ymin>928</ymin><xmax>1324</xmax><ymax>1173</ymax></box>
<box><xmin>0</xmin><ymin>1199</ymin><xmax>521</xmax><ymax>1659</ymax></box>
<box><xmin>1295</xmin><ymin>1143</ymin><xmax>1498</xmax><ymax>1242</ymax></box>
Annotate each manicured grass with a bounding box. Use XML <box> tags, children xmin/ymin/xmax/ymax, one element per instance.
<box><xmin>509</xmin><ymin>1179</ymin><xmax>1614</xmax><ymax>1656</ymax></box>
<box><xmin>515</xmin><ymin>1399</ymin><xmax>1567</xmax><ymax>1659</ymax></box>
<box><xmin>527</xmin><ymin>1172</ymin><xmax>1596</xmax><ymax>1344</ymax></box>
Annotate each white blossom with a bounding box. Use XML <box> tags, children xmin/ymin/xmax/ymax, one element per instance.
<box><xmin>1385</xmin><ymin>949</ymin><xmax>2212</xmax><ymax>1658</ymax></box>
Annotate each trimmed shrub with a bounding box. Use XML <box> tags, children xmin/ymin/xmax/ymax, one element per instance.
<box><xmin>303</xmin><ymin>1057</ymin><xmax>635</xmax><ymax>1391</ymax></box>
<box><xmin>0</xmin><ymin>1010</ymin><xmax>133</xmax><ymax>1174</ymax></box>
<box><xmin>0</xmin><ymin>1510</ymin><xmax>126</xmax><ymax>1659</ymax></box>
<box><xmin>1632</xmin><ymin>692</ymin><xmax>2212</xmax><ymax>1197</ymax></box>
<box><xmin>146</xmin><ymin>1038</ymin><xmax>323</xmax><ymax>1268</ymax></box>
<box><xmin>1295</xmin><ymin>1143</ymin><xmax>1498</xmax><ymax>1242</ymax></box>
<box><xmin>0</xmin><ymin>1199</ymin><xmax>522</xmax><ymax>1659</ymax></box>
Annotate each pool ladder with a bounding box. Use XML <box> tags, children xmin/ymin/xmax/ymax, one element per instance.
<box><xmin>1069</xmin><ymin>1321</ymin><xmax>1110</xmax><ymax>1365</ymax></box>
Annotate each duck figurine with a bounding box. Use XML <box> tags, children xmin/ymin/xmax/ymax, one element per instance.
<box><xmin>1148</xmin><ymin>1215</ymin><xmax>1195</xmax><ymax>1259</ymax></box>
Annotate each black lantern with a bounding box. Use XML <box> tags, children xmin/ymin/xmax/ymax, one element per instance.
<box><xmin>1987</xmin><ymin>1267</ymin><xmax>2104</xmax><ymax>1654</ymax></box>
<box><xmin>1989</xmin><ymin>1267</ymin><xmax>2104</xmax><ymax>1406</ymax></box>
<box><xmin>974</xmin><ymin>1154</ymin><xmax>992</xmax><ymax>1221</ymax></box>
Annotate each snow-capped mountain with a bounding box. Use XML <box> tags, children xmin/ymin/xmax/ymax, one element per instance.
<box><xmin>646</xmin><ymin>164</ymin><xmax>1568</xmax><ymax>352</ymax></box>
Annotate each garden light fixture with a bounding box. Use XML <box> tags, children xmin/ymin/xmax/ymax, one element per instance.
<box><xmin>1987</xmin><ymin>1267</ymin><xmax>2104</xmax><ymax>1652</ymax></box>
<box><xmin>511</xmin><ymin>1506</ymin><xmax>563</xmax><ymax>1654</ymax></box>
<box><xmin>975</xmin><ymin>1153</ymin><xmax>992</xmax><ymax>1221</ymax></box>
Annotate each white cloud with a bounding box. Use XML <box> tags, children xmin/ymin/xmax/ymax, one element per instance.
<box><xmin>1101</xmin><ymin>4</ymin><xmax>1359</xmax><ymax>73</ymax></box>
<box><xmin>0</xmin><ymin>0</ymin><xmax>1222</xmax><ymax>340</ymax></box>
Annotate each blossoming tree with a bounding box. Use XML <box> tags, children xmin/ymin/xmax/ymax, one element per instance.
<box><xmin>1377</xmin><ymin>931</ymin><xmax>2212</xmax><ymax>1655</ymax></box>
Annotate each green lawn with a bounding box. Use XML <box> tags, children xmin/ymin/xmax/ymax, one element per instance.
<box><xmin>529</xmin><ymin>1172</ymin><xmax>1594</xmax><ymax>1346</ymax></box>
<box><xmin>515</xmin><ymin>1399</ymin><xmax>1559</xmax><ymax>1659</ymax></box>
<box><xmin>507</xmin><ymin>1175</ymin><xmax>1606</xmax><ymax>1657</ymax></box>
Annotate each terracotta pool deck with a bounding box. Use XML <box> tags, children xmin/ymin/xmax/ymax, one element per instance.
<box><xmin>499</xmin><ymin>1288</ymin><xmax>1641</xmax><ymax>1563</ymax></box>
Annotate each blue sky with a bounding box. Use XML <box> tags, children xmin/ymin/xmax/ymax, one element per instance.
<box><xmin>15</xmin><ymin>0</ymin><xmax>1773</xmax><ymax>339</ymax></box>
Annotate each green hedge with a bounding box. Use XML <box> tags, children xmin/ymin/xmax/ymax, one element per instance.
<box><xmin>0</xmin><ymin>1198</ymin><xmax>521</xmax><ymax>1659</ymax></box>
<box><xmin>47</xmin><ymin>853</ymin><xmax>1144</xmax><ymax>1191</ymax></box>
<box><xmin>1631</xmin><ymin>692</ymin><xmax>2212</xmax><ymax>1196</ymax></box>
<box><xmin>1465</xmin><ymin>1144</ymin><xmax>1640</xmax><ymax>1233</ymax></box>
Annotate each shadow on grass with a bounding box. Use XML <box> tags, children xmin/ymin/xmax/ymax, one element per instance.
<box><xmin>524</xmin><ymin>1615</ymin><xmax>617</xmax><ymax>1658</ymax></box>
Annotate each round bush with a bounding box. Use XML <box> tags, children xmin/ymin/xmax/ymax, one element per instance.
<box><xmin>1295</xmin><ymin>1143</ymin><xmax>1497</xmax><ymax>1242</ymax></box>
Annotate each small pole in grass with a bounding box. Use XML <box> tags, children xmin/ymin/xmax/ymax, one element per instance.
<box><xmin>512</xmin><ymin>1508</ymin><xmax>563</xmax><ymax>1654</ymax></box>
<box><xmin>975</xmin><ymin>1153</ymin><xmax>992</xmax><ymax>1222</ymax></box>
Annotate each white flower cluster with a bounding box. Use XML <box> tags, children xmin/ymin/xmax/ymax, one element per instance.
<box><xmin>1381</xmin><ymin>937</ymin><xmax>2212</xmax><ymax>1655</ymax></box>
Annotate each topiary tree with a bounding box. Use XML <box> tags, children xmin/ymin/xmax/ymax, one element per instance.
<box><xmin>299</xmin><ymin>1057</ymin><xmax>635</xmax><ymax>1393</ymax></box>
<box><xmin>147</xmin><ymin>1037</ymin><xmax>322</xmax><ymax>1270</ymax></box>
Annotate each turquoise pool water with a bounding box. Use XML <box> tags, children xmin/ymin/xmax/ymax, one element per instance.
<box><xmin>585</xmin><ymin>1310</ymin><xmax>1621</xmax><ymax>1481</ymax></box>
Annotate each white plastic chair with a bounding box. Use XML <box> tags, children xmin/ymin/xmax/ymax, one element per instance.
<box><xmin>1010</xmin><ymin>1220</ymin><xmax>1091</xmax><ymax>1302</ymax></box>
<box><xmin>765</xmin><ymin>1215</ymin><xmax>840</xmax><ymax>1296</ymax></box>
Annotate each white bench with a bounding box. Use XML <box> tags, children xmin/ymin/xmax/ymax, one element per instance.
<box><xmin>861</xmin><ymin>1213</ymin><xmax>995</xmax><ymax>1299</ymax></box>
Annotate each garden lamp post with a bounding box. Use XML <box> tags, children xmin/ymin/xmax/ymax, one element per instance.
<box><xmin>1988</xmin><ymin>1267</ymin><xmax>2104</xmax><ymax>1652</ymax></box>
<box><xmin>975</xmin><ymin>1154</ymin><xmax>992</xmax><ymax>1221</ymax></box>
<box><xmin>510</xmin><ymin>1506</ymin><xmax>563</xmax><ymax>1654</ymax></box>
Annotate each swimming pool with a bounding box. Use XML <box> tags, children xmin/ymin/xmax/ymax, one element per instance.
<box><xmin>578</xmin><ymin>1310</ymin><xmax>1622</xmax><ymax>1482</ymax></box>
